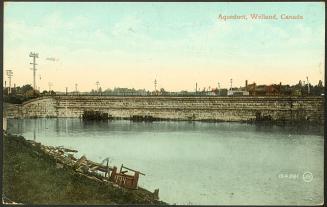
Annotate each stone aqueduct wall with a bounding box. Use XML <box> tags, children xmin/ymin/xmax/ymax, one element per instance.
<box><xmin>3</xmin><ymin>96</ymin><xmax>325</xmax><ymax>123</ymax></box>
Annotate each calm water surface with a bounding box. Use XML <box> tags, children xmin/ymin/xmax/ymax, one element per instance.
<box><xmin>7</xmin><ymin>118</ymin><xmax>324</xmax><ymax>205</ymax></box>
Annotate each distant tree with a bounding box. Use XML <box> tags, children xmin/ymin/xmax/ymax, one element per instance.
<box><xmin>310</xmin><ymin>81</ymin><xmax>324</xmax><ymax>96</ymax></box>
<box><xmin>160</xmin><ymin>88</ymin><xmax>167</xmax><ymax>95</ymax></box>
<box><xmin>298</xmin><ymin>80</ymin><xmax>302</xmax><ymax>87</ymax></box>
<box><xmin>50</xmin><ymin>90</ymin><xmax>56</xmax><ymax>95</ymax></box>
<box><xmin>21</xmin><ymin>84</ymin><xmax>34</xmax><ymax>94</ymax></box>
<box><xmin>25</xmin><ymin>89</ymin><xmax>39</xmax><ymax>98</ymax></box>
<box><xmin>104</xmin><ymin>88</ymin><xmax>112</xmax><ymax>93</ymax></box>
<box><xmin>220</xmin><ymin>89</ymin><xmax>228</xmax><ymax>96</ymax></box>
<box><xmin>3</xmin><ymin>84</ymin><xmax>40</xmax><ymax>104</ymax></box>
<box><xmin>3</xmin><ymin>87</ymin><xmax>9</xmax><ymax>95</ymax></box>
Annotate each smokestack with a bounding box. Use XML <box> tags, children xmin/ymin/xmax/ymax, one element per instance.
<box><xmin>245</xmin><ymin>80</ymin><xmax>248</xmax><ymax>89</ymax></box>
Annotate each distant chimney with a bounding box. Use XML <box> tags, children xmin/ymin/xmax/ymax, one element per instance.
<box><xmin>245</xmin><ymin>80</ymin><xmax>248</xmax><ymax>88</ymax></box>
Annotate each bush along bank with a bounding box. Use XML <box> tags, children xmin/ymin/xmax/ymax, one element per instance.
<box><xmin>3</xmin><ymin>133</ymin><xmax>166</xmax><ymax>205</ymax></box>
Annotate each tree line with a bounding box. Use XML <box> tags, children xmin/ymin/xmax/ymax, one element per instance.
<box><xmin>3</xmin><ymin>80</ymin><xmax>325</xmax><ymax>104</ymax></box>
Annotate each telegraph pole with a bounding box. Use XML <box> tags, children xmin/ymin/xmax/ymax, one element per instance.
<box><xmin>48</xmin><ymin>82</ymin><xmax>53</xmax><ymax>91</ymax></box>
<box><xmin>29</xmin><ymin>52</ymin><xmax>39</xmax><ymax>90</ymax></box>
<box><xmin>96</xmin><ymin>81</ymin><xmax>100</xmax><ymax>92</ymax></box>
<box><xmin>306</xmin><ymin>76</ymin><xmax>310</xmax><ymax>95</ymax></box>
<box><xmin>6</xmin><ymin>70</ymin><xmax>13</xmax><ymax>94</ymax></box>
<box><xmin>218</xmin><ymin>82</ymin><xmax>220</xmax><ymax>96</ymax></box>
<box><xmin>154</xmin><ymin>79</ymin><xmax>157</xmax><ymax>92</ymax></box>
<box><xmin>195</xmin><ymin>82</ymin><xmax>198</xmax><ymax>93</ymax></box>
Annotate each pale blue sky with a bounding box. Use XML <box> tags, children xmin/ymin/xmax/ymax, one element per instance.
<box><xmin>3</xmin><ymin>2</ymin><xmax>325</xmax><ymax>92</ymax></box>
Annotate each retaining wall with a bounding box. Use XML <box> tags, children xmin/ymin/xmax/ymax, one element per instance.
<box><xmin>3</xmin><ymin>96</ymin><xmax>325</xmax><ymax>123</ymax></box>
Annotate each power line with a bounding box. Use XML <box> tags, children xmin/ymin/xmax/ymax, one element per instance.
<box><xmin>29</xmin><ymin>52</ymin><xmax>39</xmax><ymax>90</ymax></box>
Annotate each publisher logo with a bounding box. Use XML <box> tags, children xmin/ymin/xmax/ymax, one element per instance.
<box><xmin>302</xmin><ymin>172</ymin><xmax>313</xmax><ymax>182</ymax></box>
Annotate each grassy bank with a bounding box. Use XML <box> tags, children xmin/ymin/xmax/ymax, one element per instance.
<box><xmin>3</xmin><ymin>133</ymin><xmax>167</xmax><ymax>205</ymax></box>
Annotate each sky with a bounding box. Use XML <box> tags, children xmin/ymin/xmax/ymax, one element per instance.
<box><xmin>3</xmin><ymin>2</ymin><xmax>325</xmax><ymax>92</ymax></box>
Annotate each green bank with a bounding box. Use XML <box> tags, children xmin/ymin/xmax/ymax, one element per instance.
<box><xmin>2</xmin><ymin>133</ymin><xmax>167</xmax><ymax>205</ymax></box>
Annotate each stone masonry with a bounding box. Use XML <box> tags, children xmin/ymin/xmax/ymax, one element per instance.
<box><xmin>3</xmin><ymin>95</ymin><xmax>325</xmax><ymax>123</ymax></box>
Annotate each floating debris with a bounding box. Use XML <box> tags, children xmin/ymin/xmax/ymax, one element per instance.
<box><xmin>26</xmin><ymin>139</ymin><xmax>146</xmax><ymax>190</ymax></box>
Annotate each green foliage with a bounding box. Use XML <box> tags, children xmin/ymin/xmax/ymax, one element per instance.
<box><xmin>3</xmin><ymin>84</ymin><xmax>45</xmax><ymax>104</ymax></box>
<box><xmin>20</xmin><ymin>84</ymin><xmax>34</xmax><ymax>94</ymax></box>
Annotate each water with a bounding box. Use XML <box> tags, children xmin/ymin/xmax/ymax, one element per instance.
<box><xmin>6</xmin><ymin>118</ymin><xmax>324</xmax><ymax>205</ymax></box>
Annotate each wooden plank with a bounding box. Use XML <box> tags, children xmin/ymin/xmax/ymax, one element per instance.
<box><xmin>121</xmin><ymin>164</ymin><xmax>145</xmax><ymax>176</ymax></box>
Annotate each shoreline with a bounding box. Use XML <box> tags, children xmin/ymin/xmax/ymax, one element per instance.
<box><xmin>3</xmin><ymin>133</ymin><xmax>167</xmax><ymax>205</ymax></box>
<box><xmin>5</xmin><ymin>116</ymin><xmax>325</xmax><ymax>126</ymax></box>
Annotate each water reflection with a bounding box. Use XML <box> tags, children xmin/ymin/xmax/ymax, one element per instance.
<box><xmin>6</xmin><ymin>118</ymin><xmax>324</xmax><ymax>205</ymax></box>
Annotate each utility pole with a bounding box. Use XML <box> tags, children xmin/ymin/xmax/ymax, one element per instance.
<box><xmin>154</xmin><ymin>79</ymin><xmax>157</xmax><ymax>92</ymax></box>
<box><xmin>48</xmin><ymin>82</ymin><xmax>53</xmax><ymax>91</ymax></box>
<box><xmin>195</xmin><ymin>82</ymin><xmax>198</xmax><ymax>93</ymax></box>
<box><xmin>218</xmin><ymin>82</ymin><xmax>220</xmax><ymax>96</ymax></box>
<box><xmin>6</xmin><ymin>70</ymin><xmax>13</xmax><ymax>94</ymax></box>
<box><xmin>29</xmin><ymin>52</ymin><xmax>39</xmax><ymax>90</ymax></box>
<box><xmin>96</xmin><ymin>81</ymin><xmax>100</xmax><ymax>92</ymax></box>
<box><xmin>306</xmin><ymin>76</ymin><xmax>310</xmax><ymax>95</ymax></box>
